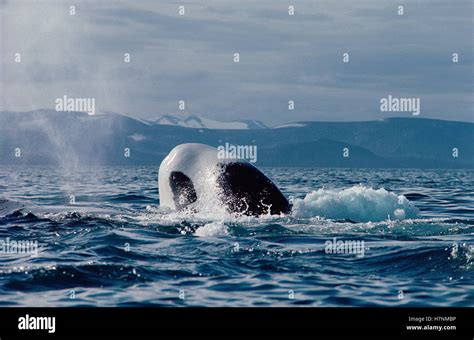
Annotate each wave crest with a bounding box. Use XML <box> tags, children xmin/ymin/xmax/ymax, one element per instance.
<box><xmin>291</xmin><ymin>186</ymin><xmax>419</xmax><ymax>222</ymax></box>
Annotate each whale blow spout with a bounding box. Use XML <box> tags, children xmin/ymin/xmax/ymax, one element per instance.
<box><xmin>158</xmin><ymin>143</ymin><xmax>291</xmax><ymax>216</ymax></box>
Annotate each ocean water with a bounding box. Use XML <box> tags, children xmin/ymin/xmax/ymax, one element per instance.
<box><xmin>0</xmin><ymin>166</ymin><xmax>472</xmax><ymax>307</ymax></box>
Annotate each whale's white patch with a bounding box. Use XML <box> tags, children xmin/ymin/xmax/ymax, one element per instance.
<box><xmin>158</xmin><ymin>143</ymin><xmax>235</xmax><ymax>214</ymax></box>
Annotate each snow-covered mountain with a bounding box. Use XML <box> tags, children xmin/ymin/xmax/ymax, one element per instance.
<box><xmin>152</xmin><ymin>114</ymin><xmax>267</xmax><ymax>130</ymax></box>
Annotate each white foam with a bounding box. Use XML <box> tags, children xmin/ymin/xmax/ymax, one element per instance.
<box><xmin>291</xmin><ymin>185</ymin><xmax>418</xmax><ymax>222</ymax></box>
<box><xmin>194</xmin><ymin>222</ymin><xmax>229</xmax><ymax>237</ymax></box>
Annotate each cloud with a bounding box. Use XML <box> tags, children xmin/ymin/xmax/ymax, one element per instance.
<box><xmin>1</xmin><ymin>0</ymin><xmax>472</xmax><ymax>124</ymax></box>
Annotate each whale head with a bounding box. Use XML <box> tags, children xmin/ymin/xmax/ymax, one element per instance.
<box><xmin>158</xmin><ymin>143</ymin><xmax>290</xmax><ymax>216</ymax></box>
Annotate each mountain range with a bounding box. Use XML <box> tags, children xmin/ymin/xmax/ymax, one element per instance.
<box><xmin>0</xmin><ymin>110</ymin><xmax>472</xmax><ymax>168</ymax></box>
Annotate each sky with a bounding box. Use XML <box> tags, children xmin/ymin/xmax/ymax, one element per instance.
<box><xmin>1</xmin><ymin>0</ymin><xmax>473</xmax><ymax>125</ymax></box>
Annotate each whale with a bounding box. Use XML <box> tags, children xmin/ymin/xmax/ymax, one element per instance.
<box><xmin>158</xmin><ymin>143</ymin><xmax>291</xmax><ymax>216</ymax></box>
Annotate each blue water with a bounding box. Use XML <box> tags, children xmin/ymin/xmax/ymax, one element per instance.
<box><xmin>0</xmin><ymin>167</ymin><xmax>472</xmax><ymax>306</ymax></box>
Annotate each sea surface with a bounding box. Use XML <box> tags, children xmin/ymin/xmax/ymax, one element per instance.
<box><xmin>0</xmin><ymin>166</ymin><xmax>472</xmax><ymax>306</ymax></box>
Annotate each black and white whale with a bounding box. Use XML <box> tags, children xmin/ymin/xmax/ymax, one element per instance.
<box><xmin>158</xmin><ymin>143</ymin><xmax>291</xmax><ymax>216</ymax></box>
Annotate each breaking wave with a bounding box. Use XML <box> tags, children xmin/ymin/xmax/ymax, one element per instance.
<box><xmin>291</xmin><ymin>186</ymin><xmax>419</xmax><ymax>222</ymax></box>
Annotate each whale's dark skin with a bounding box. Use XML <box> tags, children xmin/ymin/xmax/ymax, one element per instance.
<box><xmin>168</xmin><ymin>162</ymin><xmax>291</xmax><ymax>216</ymax></box>
<box><xmin>217</xmin><ymin>162</ymin><xmax>291</xmax><ymax>215</ymax></box>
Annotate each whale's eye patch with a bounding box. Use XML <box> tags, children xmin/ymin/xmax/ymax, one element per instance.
<box><xmin>169</xmin><ymin>171</ymin><xmax>197</xmax><ymax>210</ymax></box>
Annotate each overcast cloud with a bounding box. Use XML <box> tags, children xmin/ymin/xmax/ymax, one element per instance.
<box><xmin>1</xmin><ymin>0</ymin><xmax>472</xmax><ymax>125</ymax></box>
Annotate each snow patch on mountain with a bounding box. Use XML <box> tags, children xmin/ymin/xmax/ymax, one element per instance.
<box><xmin>273</xmin><ymin>123</ymin><xmax>307</xmax><ymax>129</ymax></box>
<box><xmin>152</xmin><ymin>114</ymin><xmax>267</xmax><ymax>130</ymax></box>
<box><xmin>129</xmin><ymin>133</ymin><xmax>146</xmax><ymax>141</ymax></box>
